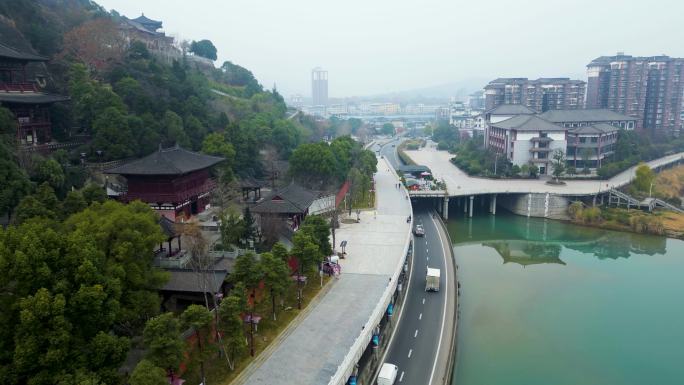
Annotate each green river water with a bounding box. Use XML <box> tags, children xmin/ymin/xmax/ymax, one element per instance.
<box><xmin>448</xmin><ymin>213</ymin><xmax>684</xmax><ymax>385</ymax></box>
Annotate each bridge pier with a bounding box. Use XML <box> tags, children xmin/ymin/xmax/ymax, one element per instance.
<box><xmin>469</xmin><ymin>196</ymin><xmax>474</xmax><ymax>218</ymax></box>
<box><xmin>488</xmin><ymin>194</ymin><xmax>497</xmax><ymax>215</ymax></box>
<box><xmin>443</xmin><ymin>197</ymin><xmax>449</xmax><ymax>220</ymax></box>
<box><xmin>463</xmin><ymin>197</ymin><xmax>467</xmax><ymax>213</ymax></box>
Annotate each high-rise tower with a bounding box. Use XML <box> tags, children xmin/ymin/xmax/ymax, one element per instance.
<box><xmin>311</xmin><ymin>67</ymin><xmax>328</xmax><ymax>107</ymax></box>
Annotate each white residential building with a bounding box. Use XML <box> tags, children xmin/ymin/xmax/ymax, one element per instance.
<box><xmin>488</xmin><ymin>115</ymin><xmax>567</xmax><ymax>175</ymax></box>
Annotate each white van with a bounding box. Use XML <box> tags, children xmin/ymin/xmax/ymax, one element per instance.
<box><xmin>377</xmin><ymin>363</ymin><xmax>398</xmax><ymax>385</ymax></box>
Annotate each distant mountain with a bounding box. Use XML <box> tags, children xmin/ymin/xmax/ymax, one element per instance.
<box><xmin>359</xmin><ymin>78</ymin><xmax>490</xmax><ymax>103</ymax></box>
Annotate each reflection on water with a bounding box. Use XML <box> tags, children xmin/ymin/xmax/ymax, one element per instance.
<box><xmin>448</xmin><ymin>213</ymin><xmax>667</xmax><ymax>264</ymax></box>
<box><xmin>449</xmin><ymin>212</ymin><xmax>683</xmax><ymax>385</ymax></box>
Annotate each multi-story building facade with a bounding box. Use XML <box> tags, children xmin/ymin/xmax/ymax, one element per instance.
<box><xmin>488</xmin><ymin>115</ymin><xmax>567</xmax><ymax>175</ymax></box>
<box><xmin>311</xmin><ymin>67</ymin><xmax>328</xmax><ymax>107</ymax></box>
<box><xmin>482</xmin><ymin>104</ymin><xmax>537</xmax><ymax>148</ymax></box>
<box><xmin>485</xmin><ymin>106</ymin><xmax>637</xmax><ymax>172</ymax></box>
<box><xmin>119</xmin><ymin>14</ymin><xmax>181</xmax><ymax>64</ymax></box>
<box><xmin>565</xmin><ymin>124</ymin><xmax>619</xmax><ymax>170</ymax></box>
<box><xmin>586</xmin><ymin>53</ymin><xmax>684</xmax><ymax>136</ymax></box>
<box><xmin>484</xmin><ymin>78</ymin><xmax>586</xmax><ymax>112</ymax></box>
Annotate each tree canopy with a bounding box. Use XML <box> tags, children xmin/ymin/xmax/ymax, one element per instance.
<box><xmin>190</xmin><ymin>39</ymin><xmax>218</xmax><ymax>61</ymax></box>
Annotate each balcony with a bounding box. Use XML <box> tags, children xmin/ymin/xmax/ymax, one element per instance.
<box><xmin>0</xmin><ymin>82</ymin><xmax>39</xmax><ymax>93</ymax></box>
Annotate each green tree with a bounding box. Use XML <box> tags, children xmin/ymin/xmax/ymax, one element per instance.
<box><xmin>202</xmin><ymin>132</ymin><xmax>235</xmax><ymax>181</ymax></box>
<box><xmin>300</xmin><ymin>215</ymin><xmax>332</xmax><ymax>257</ymax></box>
<box><xmin>65</xmin><ymin>201</ymin><xmax>167</xmax><ymax>329</ymax></box>
<box><xmin>163</xmin><ymin>111</ymin><xmax>190</xmax><ymax>148</ymax></box>
<box><xmin>242</xmin><ymin>206</ymin><xmax>256</xmax><ymax>242</ymax></box>
<box><xmin>92</xmin><ymin>106</ymin><xmax>135</xmax><ymax>160</ymax></box>
<box><xmin>190</xmin><ymin>39</ymin><xmax>218</xmax><ymax>61</ymax></box>
<box><xmin>259</xmin><ymin>252</ymin><xmax>291</xmax><ymax>320</ymax></box>
<box><xmin>142</xmin><ymin>313</ymin><xmax>184</xmax><ymax>380</ymax></box>
<box><xmin>0</xmin><ymin>107</ymin><xmax>31</xmax><ymax>218</ymax></box>
<box><xmin>12</xmin><ymin>289</ymin><xmax>72</xmax><ymax>385</ymax></box>
<box><xmin>130</xmin><ymin>360</ymin><xmax>167</xmax><ymax>385</ymax></box>
<box><xmin>551</xmin><ymin>149</ymin><xmax>566</xmax><ymax>181</ymax></box>
<box><xmin>62</xmin><ymin>190</ymin><xmax>87</xmax><ymax>217</ymax></box>
<box><xmin>381</xmin><ymin>123</ymin><xmax>395</xmax><ymax>136</ymax></box>
<box><xmin>270</xmin><ymin>242</ymin><xmax>289</xmax><ymax>262</ymax></box>
<box><xmin>634</xmin><ymin>164</ymin><xmax>656</xmax><ymax>195</ymax></box>
<box><xmin>217</xmin><ymin>294</ymin><xmax>246</xmax><ymax>370</ymax></box>
<box><xmin>291</xmin><ymin>232</ymin><xmax>322</xmax><ymax>309</ymax></box>
<box><xmin>81</xmin><ymin>184</ymin><xmax>107</xmax><ymax>205</ymax></box>
<box><xmin>231</xmin><ymin>252</ymin><xmax>264</xmax><ymax>356</ymax></box>
<box><xmin>288</xmin><ymin>142</ymin><xmax>337</xmax><ymax>188</ymax></box>
<box><xmin>220</xmin><ymin>209</ymin><xmax>245</xmax><ymax>247</ymax></box>
<box><xmin>33</xmin><ymin>157</ymin><xmax>65</xmax><ymax>190</ymax></box>
<box><xmin>181</xmin><ymin>305</ymin><xmax>213</xmax><ymax>385</ymax></box>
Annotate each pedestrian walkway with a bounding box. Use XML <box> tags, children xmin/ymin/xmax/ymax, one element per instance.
<box><xmin>240</xmin><ymin>158</ymin><xmax>412</xmax><ymax>385</ymax></box>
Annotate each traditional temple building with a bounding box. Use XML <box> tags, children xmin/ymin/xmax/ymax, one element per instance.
<box><xmin>105</xmin><ymin>145</ymin><xmax>225</xmax><ymax>220</ymax></box>
<box><xmin>118</xmin><ymin>13</ymin><xmax>181</xmax><ymax>63</ymax></box>
<box><xmin>0</xmin><ymin>43</ymin><xmax>69</xmax><ymax>148</ymax></box>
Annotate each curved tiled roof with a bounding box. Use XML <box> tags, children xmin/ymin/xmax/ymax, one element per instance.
<box><xmin>251</xmin><ymin>182</ymin><xmax>319</xmax><ymax>214</ymax></box>
<box><xmin>491</xmin><ymin>115</ymin><xmax>565</xmax><ymax>131</ymax></box>
<box><xmin>0</xmin><ymin>93</ymin><xmax>69</xmax><ymax>104</ymax></box>
<box><xmin>105</xmin><ymin>146</ymin><xmax>225</xmax><ymax>175</ymax></box>
<box><xmin>0</xmin><ymin>43</ymin><xmax>47</xmax><ymax>61</ymax></box>
<box><xmin>539</xmin><ymin>109</ymin><xmax>636</xmax><ymax>123</ymax></box>
<box><xmin>486</xmin><ymin>104</ymin><xmax>537</xmax><ymax>115</ymax></box>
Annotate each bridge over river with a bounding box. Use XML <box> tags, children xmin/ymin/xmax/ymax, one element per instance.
<box><xmin>402</xmin><ymin>143</ymin><xmax>684</xmax><ymax>219</ymax></box>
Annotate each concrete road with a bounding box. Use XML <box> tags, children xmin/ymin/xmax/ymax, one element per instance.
<box><xmin>381</xmin><ymin>204</ymin><xmax>455</xmax><ymax>385</ymax></box>
<box><xmin>377</xmin><ymin>137</ymin><xmax>404</xmax><ymax>170</ymax></box>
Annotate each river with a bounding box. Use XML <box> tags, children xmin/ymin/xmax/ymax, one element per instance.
<box><xmin>448</xmin><ymin>213</ymin><xmax>684</xmax><ymax>385</ymax></box>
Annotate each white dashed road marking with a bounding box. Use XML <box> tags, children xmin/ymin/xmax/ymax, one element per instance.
<box><xmin>408</xmin><ymin>349</ymin><xmax>413</xmax><ymax>358</ymax></box>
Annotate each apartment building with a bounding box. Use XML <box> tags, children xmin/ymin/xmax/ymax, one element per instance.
<box><xmin>484</xmin><ymin>78</ymin><xmax>586</xmax><ymax>112</ymax></box>
<box><xmin>586</xmin><ymin>53</ymin><xmax>684</xmax><ymax>135</ymax></box>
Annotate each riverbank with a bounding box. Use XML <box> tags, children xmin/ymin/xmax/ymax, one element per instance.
<box><xmin>567</xmin><ymin>203</ymin><xmax>684</xmax><ymax>239</ymax></box>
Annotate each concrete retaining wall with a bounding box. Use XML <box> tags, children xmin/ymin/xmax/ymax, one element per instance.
<box><xmin>497</xmin><ymin>193</ymin><xmax>570</xmax><ymax>220</ymax></box>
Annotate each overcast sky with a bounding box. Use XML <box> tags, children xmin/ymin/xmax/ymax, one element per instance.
<box><xmin>97</xmin><ymin>0</ymin><xmax>684</xmax><ymax>98</ymax></box>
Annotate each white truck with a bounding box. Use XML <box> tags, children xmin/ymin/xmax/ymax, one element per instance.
<box><xmin>377</xmin><ymin>363</ymin><xmax>398</xmax><ymax>385</ymax></box>
<box><xmin>425</xmin><ymin>267</ymin><xmax>440</xmax><ymax>292</ymax></box>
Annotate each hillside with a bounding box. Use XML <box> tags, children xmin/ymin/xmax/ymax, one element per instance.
<box><xmin>0</xmin><ymin>0</ymin><xmax>313</xmax><ymax>218</ymax></box>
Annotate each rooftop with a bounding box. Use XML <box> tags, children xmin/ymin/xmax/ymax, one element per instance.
<box><xmin>486</xmin><ymin>104</ymin><xmax>537</xmax><ymax>116</ymax></box>
<box><xmin>569</xmin><ymin>123</ymin><xmax>620</xmax><ymax>135</ymax></box>
<box><xmin>105</xmin><ymin>145</ymin><xmax>225</xmax><ymax>176</ymax></box>
<box><xmin>491</xmin><ymin>114</ymin><xmax>565</xmax><ymax>131</ymax></box>
<box><xmin>251</xmin><ymin>182</ymin><xmax>318</xmax><ymax>214</ymax></box>
<box><xmin>0</xmin><ymin>92</ymin><xmax>69</xmax><ymax>104</ymax></box>
<box><xmin>539</xmin><ymin>109</ymin><xmax>637</xmax><ymax>123</ymax></box>
<box><xmin>0</xmin><ymin>43</ymin><xmax>47</xmax><ymax>62</ymax></box>
<box><xmin>161</xmin><ymin>268</ymin><xmax>229</xmax><ymax>294</ymax></box>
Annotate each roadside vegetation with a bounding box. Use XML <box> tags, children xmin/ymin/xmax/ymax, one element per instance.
<box><xmin>567</xmin><ymin>163</ymin><xmax>684</xmax><ymax>238</ymax></box>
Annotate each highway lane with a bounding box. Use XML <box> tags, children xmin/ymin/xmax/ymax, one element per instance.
<box><xmin>382</xmin><ymin>206</ymin><xmax>449</xmax><ymax>384</ymax></box>
<box><xmin>378</xmin><ymin>137</ymin><xmax>404</xmax><ymax>170</ymax></box>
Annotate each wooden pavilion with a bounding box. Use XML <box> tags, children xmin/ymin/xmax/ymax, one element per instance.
<box><xmin>105</xmin><ymin>145</ymin><xmax>225</xmax><ymax>220</ymax></box>
<box><xmin>0</xmin><ymin>43</ymin><xmax>69</xmax><ymax>148</ymax></box>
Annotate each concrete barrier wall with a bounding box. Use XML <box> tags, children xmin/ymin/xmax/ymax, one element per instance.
<box><xmin>497</xmin><ymin>193</ymin><xmax>570</xmax><ymax>220</ymax></box>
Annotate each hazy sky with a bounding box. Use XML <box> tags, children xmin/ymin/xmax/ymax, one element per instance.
<box><xmin>97</xmin><ymin>0</ymin><xmax>684</xmax><ymax>98</ymax></box>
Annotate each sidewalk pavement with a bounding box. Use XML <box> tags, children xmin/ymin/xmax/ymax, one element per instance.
<box><xmin>238</xmin><ymin>158</ymin><xmax>411</xmax><ymax>385</ymax></box>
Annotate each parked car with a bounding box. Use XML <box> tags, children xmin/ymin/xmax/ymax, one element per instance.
<box><xmin>414</xmin><ymin>224</ymin><xmax>425</xmax><ymax>236</ymax></box>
